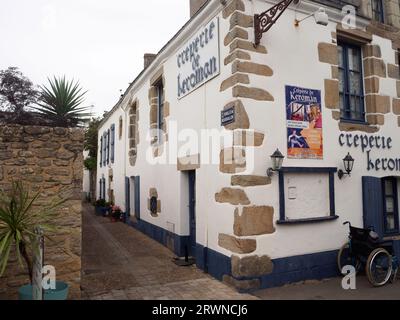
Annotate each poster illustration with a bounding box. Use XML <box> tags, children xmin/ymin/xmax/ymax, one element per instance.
<box><xmin>286</xmin><ymin>85</ymin><xmax>323</xmax><ymax>159</ymax></box>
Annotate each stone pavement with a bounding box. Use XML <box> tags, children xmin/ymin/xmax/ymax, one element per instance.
<box><xmin>81</xmin><ymin>203</ymin><xmax>257</xmax><ymax>300</ymax></box>
<box><xmin>254</xmin><ymin>276</ymin><xmax>400</xmax><ymax>300</ymax></box>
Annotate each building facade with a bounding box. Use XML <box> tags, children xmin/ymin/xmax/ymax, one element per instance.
<box><xmin>97</xmin><ymin>0</ymin><xmax>400</xmax><ymax>290</ymax></box>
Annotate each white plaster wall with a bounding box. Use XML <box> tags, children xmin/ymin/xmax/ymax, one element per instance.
<box><xmin>97</xmin><ymin>107</ymin><xmax>126</xmax><ymax>208</ymax></box>
<box><xmin>96</xmin><ymin>0</ymin><xmax>400</xmax><ymax>260</ymax></box>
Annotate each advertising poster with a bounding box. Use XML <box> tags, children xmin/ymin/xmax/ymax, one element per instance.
<box><xmin>286</xmin><ymin>85</ymin><xmax>323</xmax><ymax>159</ymax></box>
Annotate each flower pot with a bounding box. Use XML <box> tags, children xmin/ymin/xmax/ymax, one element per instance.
<box><xmin>95</xmin><ymin>206</ymin><xmax>103</xmax><ymax>216</ymax></box>
<box><xmin>18</xmin><ymin>281</ymin><xmax>69</xmax><ymax>300</ymax></box>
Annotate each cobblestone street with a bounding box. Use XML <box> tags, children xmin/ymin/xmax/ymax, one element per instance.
<box><xmin>81</xmin><ymin>203</ymin><xmax>257</xmax><ymax>300</ymax></box>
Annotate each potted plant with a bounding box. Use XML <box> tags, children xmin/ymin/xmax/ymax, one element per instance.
<box><xmin>0</xmin><ymin>181</ymin><xmax>70</xmax><ymax>300</ymax></box>
<box><xmin>110</xmin><ymin>205</ymin><xmax>122</xmax><ymax>222</ymax></box>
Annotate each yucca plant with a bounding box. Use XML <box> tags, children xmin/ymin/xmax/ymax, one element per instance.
<box><xmin>0</xmin><ymin>181</ymin><xmax>69</xmax><ymax>283</ymax></box>
<box><xmin>34</xmin><ymin>76</ymin><xmax>91</xmax><ymax>127</ymax></box>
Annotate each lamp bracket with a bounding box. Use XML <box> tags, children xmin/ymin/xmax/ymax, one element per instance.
<box><xmin>338</xmin><ymin>169</ymin><xmax>351</xmax><ymax>180</ymax></box>
<box><xmin>254</xmin><ymin>0</ymin><xmax>298</xmax><ymax>46</ymax></box>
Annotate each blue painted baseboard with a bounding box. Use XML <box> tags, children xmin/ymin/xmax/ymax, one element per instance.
<box><xmin>260</xmin><ymin>250</ymin><xmax>340</xmax><ymax>289</ymax></box>
<box><xmin>126</xmin><ymin>217</ymin><xmax>190</xmax><ymax>257</ymax></box>
<box><xmin>124</xmin><ymin>216</ymin><xmax>340</xmax><ymax>290</ymax></box>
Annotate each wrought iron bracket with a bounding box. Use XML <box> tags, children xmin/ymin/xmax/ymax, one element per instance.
<box><xmin>254</xmin><ymin>0</ymin><xmax>299</xmax><ymax>46</ymax></box>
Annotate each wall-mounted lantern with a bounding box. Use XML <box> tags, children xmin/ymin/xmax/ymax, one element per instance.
<box><xmin>254</xmin><ymin>0</ymin><xmax>301</xmax><ymax>46</ymax></box>
<box><xmin>338</xmin><ymin>153</ymin><xmax>355</xmax><ymax>180</ymax></box>
<box><xmin>294</xmin><ymin>7</ymin><xmax>329</xmax><ymax>27</ymax></box>
<box><xmin>267</xmin><ymin>149</ymin><xmax>285</xmax><ymax>177</ymax></box>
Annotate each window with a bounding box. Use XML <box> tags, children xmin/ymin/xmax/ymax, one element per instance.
<box><xmin>129</xmin><ymin>101</ymin><xmax>138</xmax><ymax>166</ymax></box>
<box><xmin>99</xmin><ymin>136</ymin><xmax>103</xmax><ymax>167</ymax></box>
<box><xmin>156</xmin><ymin>80</ymin><xmax>164</xmax><ymax>144</ymax></box>
<box><xmin>382</xmin><ymin>178</ymin><xmax>399</xmax><ymax>235</ymax></box>
<box><xmin>119</xmin><ymin>116</ymin><xmax>123</xmax><ymax>140</ymax></box>
<box><xmin>372</xmin><ymin>0</ymin><xmax>384</xmax><ymax>23</ymax></box>
<box><xmin>338</xmin><ymin>42</ymin><xmax>365</xmax><ymax>122</ymax></box>
<box><xmin>106</xmin><ymin>129</ymin><xmax>110</xmax><ymax>164</ymax></box>
<box><xmin>103</xmin><ymin>133</ymin><xmax>107</xmax><ymax>166</ymax></box>
<box><xmin>111</xmin><ymin>124</ymin><xmax>115</xmax><ymax>163</ymax></box>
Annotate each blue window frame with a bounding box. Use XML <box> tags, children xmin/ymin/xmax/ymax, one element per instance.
<box><xmin>106</xmin><ymin>129</ymin><xmax>110</xmax><ymax>164</ymax></box>
<box><xmin>277</xmin><ymin>167</ymin><xmax>339</xmax><ymax>225</ymax></box>
<box><xmin>382</xmin><ymin>177</ymin><xmax>399</xmax><ymax>235</ymax></box>
<box><xmin>103</xmin><ymin>132</ymin><xmax>107</xmax><ymax>166</ymax></box>
<box><xmin>372</xmin><ymin>0</ymin><xmax>384</xmax><ymax>23</ymax></box>
<box><xmin>111</xmin><ymin>124</ymin><xmax>115</xmax><ymax>163</ymax></box>
<box><xmin>99</xmin><ymin>136</ymin><xmax>103</xmax><ymax>167</ymax></box>
<box><xmin>338</xmin><ymin>42</ymin><xmax>365</xmax><ymax>122</ymax></box>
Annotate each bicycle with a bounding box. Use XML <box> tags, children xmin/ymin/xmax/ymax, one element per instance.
<box><xmin>338</xmin><ymin>221</ymin><xmax>399</xmax><ymax>287</ymax></box>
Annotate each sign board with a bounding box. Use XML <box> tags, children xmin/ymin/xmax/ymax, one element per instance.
<box><xmin>177</xmin><ymin>17</ymin><xmax>220</xmax><ymax>99</ymax></box>
<box><xmin>221</xmin><ymin>106</ymin><xmax>235</xmax><ymax>126</ymax></box>
<box><xmin>32</xmin><ymin>228</ymin><xmax>44</xmax><ymax>300</ymax></box>
<box><xmin>286</xmin><ymin>85</ymin><xmax>323</xmax><ymax>159</ymax></box>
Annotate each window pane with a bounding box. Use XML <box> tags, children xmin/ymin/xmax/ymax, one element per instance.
<box><xmin>338</xmin><ymin>69</ymin><xmax>345</xmax><ymax>93</ymax></box>
<box><xmin>386</xmin><ymin>197</ymin><xmax>394</xmax><ymax>213</ymax></box>
<box><xmin>349</xmin><ymin>71</ymin><xmax>361</xmax><ymax>94</ymax></box>
<box><xmin>348</xmin><ymin>47</ymin><xmax>361</xmax><ymax>71</ymax></box>
<box><xmin>338</xmin><ymin>45</ymin><xmax>344</xmax><ymax>68</ymax></box>
<box><xmin>385</xmin><ymin>180</ymin><xmax>394</xmax><ymax>196</ymax></box>
<box><xmin>386</xmin><ymin>214</ymin><xmax>396</xmax><ymax>231</ymax></box>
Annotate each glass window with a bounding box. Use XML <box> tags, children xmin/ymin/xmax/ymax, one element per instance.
<box><xmin>338</xmin><ymin>42</ymin><xmax>365</xmax><ymax>122</ymax></box>
<box><xmin>382</xmin><ymin>178</ymin><xmax>399</xmax><ymax>235</ymax></box>
<box><xmin>372</xmin><ymin>0</ymin><xmax>384</xmax><ymax>23</ymax></box>
<box><xmin>156</xmin><ymin>80</ymin><xmax>164</xmax><ymax>144</ymax></box>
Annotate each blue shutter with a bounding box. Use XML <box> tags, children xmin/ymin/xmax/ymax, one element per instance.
<box><xmin>99</xmin><ymin>137</ymin><xmax>103</xmax><ymax>167</ymax></box>
<box><xmin>125</xmin><ymin>177</ymin><xmax>130</xmax><ymax>216</ymax></box>
<box><xmin>134</xmin><ymin>176</ymin><xmax>140</xmax><ymax>220</ymax></box>
<box><xmin>99</xmin><ymin>180</ymin><xmax>102</xmax><ymax>199</ymax></box>
<box><xmin>103</xmin><ymin>133</ymin><xmax>106</xmax><ymax>166</ymax></box>
<box><xmin>106</xmin><ymin>129</ymin><xmax>110</xmax><ymax>165</ymax></box>
<box><xmin>111</xmin><ymin>124</ymin><xmax>115</xmax><ymax>163</ymax></box>
<box><xmin>362</xmin><ymin>176</ymin><xmax>384</xmax><ymax>239</ymax></box>
<box><xmin>393</xmin><ymin>240</ymin><xmax>400</xmax><ymax>260</ymax></box>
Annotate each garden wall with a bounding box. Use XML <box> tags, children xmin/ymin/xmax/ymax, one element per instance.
<box><xmin>0</xmin><ymin>125</ymin><xmax>83</xmax><ymax>300</ymax></box>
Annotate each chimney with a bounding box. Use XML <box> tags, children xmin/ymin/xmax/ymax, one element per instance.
<box><xmin>144</xmin><ymin>53</ymin><xmax>157</xmax><ymax>69</ymax></box>
<box><xmin>190</xmin><ymin>0</ymin><xmax>208</xmax><ymax>18</ymax></box>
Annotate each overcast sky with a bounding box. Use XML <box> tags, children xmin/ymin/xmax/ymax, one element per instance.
<box><xmin>0</xmin><ymin>0</ymin><xmax>190</xmax><ymax>116</ymax></box>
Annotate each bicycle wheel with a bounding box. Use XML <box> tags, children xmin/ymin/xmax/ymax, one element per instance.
<box><xmin>337</xmin><ymin>243</ymin><xmax>361</xmax><ymax>273</ymax></box>
<box><xmin>366</xmin><ymin>248</ymin><xmax>393</xmax><ymax>287</ymax></box>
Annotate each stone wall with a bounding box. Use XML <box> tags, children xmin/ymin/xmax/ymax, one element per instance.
<box><xmin>0</xmin><ymin>125</ymin><xmax>83</xmax><ymax>300</ymax></box>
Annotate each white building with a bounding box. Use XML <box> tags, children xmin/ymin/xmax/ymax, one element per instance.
<box><xmin>97</xmin><ymin>0</ymin><xmax>400</xmax><ymax>290</ymax></box>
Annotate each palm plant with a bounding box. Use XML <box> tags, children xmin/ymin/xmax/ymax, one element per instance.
<box><xmin>0</xmin><ymin>181</ymin><xmax>69</xmax><ymax>283</ymax></box>
<box><xmin>34</xmin><ymin>76</ymin><xmax>91</xmax><ymax>127</ymax></box>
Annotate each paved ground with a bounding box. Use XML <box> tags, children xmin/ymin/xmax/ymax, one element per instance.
<box><xmin>80</xmin><ymin>203</ymin><xmax>257</xmax><ymax>300</ymax></box>
<box><xmin>254</xmin><ymin>276</ymin><xmax>400</xmax><ymax>300</ymax></box>
<box><xmin>81</xmin><ymin>203</ymin><xmax>400</xmax><ymax>300</ymax></box>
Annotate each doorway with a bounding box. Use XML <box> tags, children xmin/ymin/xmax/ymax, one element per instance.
<box><xmin>126</xmin><ymin>176</ymin><xmax>140</xmax><ymax>222</ymax></box>
<box><xmin>188</xmin><ymin>170</ymin><xmax>196</xmax><ymax>257</ymax></box>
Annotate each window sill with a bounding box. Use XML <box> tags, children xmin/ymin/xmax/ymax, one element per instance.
<box><xmin>339</xmin><ymin>119</ymin><xmax>369</xmax><ymax>126</ymax></box>
<box><xmin>277</xmin><ymin>215</ymin><xmax>339</xmax><ymax>225</ymax></box>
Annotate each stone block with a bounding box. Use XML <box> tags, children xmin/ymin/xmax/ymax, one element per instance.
<box><xmin>222</xmin><ymin>100</ymin><xmax>250</xmax><ymax>130</ymax></box>
<box><xmin>234</xmin><ymin>206</ymin><xmax>275</xmax><ymax>236</ymax></box>
<box><xmin>222</xmin><ymin>0</ymin><xmax>245</xmax><ymax>19</ymax></box>
<box><xmin>219</xmin><ymin>147</ymin><xmax>246</xmax><ymax>174</ymax></box>
<box><xmin>218</xmin><ymin>234</ymin><xmax>256</xmax><ymax>254</ymax></box>
<box><xmin>215</xmin><ymin>188</ymin><xmax>250</xmax><ymax>205</ymax></box>
<box><xmin>231</xmin><ymin>175</ymin><xmax>271</xmax><ymax>187</ymax></box>
<box><xmin>232</xmin><ymin>85</ymin><xmax>274</xmax><ymax>101</ymax></box>
<box><xmin>231</xmin><ymin>255</ymin><xmax>273</xmax><ymax>277</ymax></box>
<box><xmin>318</xmin><ymin>43</ymin><xmax>338</xmax><ymax>65</ymax></box>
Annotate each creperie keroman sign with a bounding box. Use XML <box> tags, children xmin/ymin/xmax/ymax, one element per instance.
<box><xmin>177</xmin><ymin>17</ymin><xmax>220</xmax><ymax>99</ymax></box>
<box><xmin>338</xmin><ymin>133</ymin><xmax>400</xmax><ymax>172</ymax></box>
